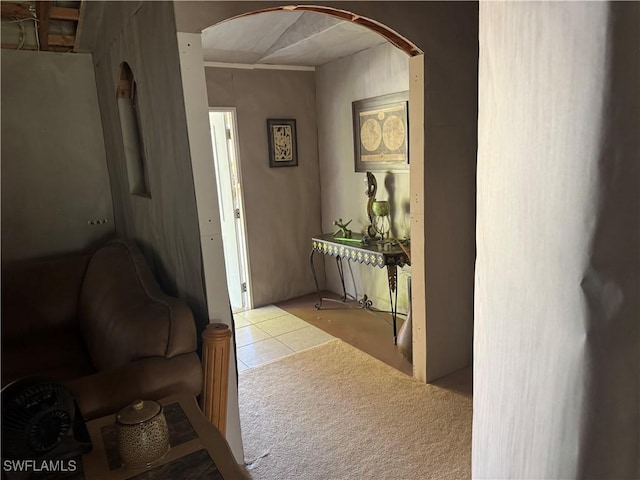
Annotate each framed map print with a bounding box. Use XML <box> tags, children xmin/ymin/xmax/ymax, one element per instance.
<box><xmin>267</xmin><ymin>119</ymin><xmax>298</xmax><ymax>167</ymax></box>
<box><xmin>352</xmin><ymin>92</ymin><xmax>409</xmax><ymax>172</ymax></box>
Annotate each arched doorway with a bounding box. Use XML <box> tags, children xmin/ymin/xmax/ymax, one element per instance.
<box><xmin>199</xmin><ymin>4</ymin><xmax>423</xmax><ymax>374</ymax></box>
<box><xmin>226</xmin><ymin>5</ymin><xmax>422</xmax><ymax>57</ymax></box>
<box><xmin>187</xmin><ymin>3</ymin><xmax>427</xmax><ymax>379</ymax></box>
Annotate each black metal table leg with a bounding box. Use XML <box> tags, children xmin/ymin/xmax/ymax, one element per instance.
<box><xmin>387</xmin><ymin>264</ymin><xmax>399</xmax><ymax>344</ymax></box>
<box><xmin>311</xmin><ymin>234</ymin><xmax>409</xmax><ymax>344</ymax></box>
<box><xmin>336</xmin><ymin>256</ymin><xmax>347</xmax><ymax>301</ymax></box>
<box><xmin>309</xmin><ymin>249</ymin><xmax>323</xmax><ymax>309</ymax></box>
<box><xmin>347</xmin><ymin>258</ymin><xmax>358</xmax><ymax>302</ymax></box>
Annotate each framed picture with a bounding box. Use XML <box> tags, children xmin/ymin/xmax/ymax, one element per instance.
<box><xmin>352</xmin><ymin>92</ymin><xmax>409</xmax><ymax>172</ymax></box>
<box><xmin>267</xmin><ymin>118</ymin><xmax>298</xmax><ymax>167</ymax></box>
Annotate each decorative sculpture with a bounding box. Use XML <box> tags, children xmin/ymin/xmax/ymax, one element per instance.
<box><xmin>365</xmin><ymin>172</ymin><xmax>378</xmax><ymax>238</ymax></box>
<box><xmin>333</xmin><ymin>218</ymin><xmax>353</xmax><ymax>238</ymax></box>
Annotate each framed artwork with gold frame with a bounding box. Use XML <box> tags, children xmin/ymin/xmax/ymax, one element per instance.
<box><xmin>352</xmin><ymin>92</ymin><xmax>409</xmax><ymax>172</ymax></box>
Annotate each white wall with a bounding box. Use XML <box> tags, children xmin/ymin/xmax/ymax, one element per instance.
<box><xmin>315</xmin><ymin>43</ymin><xmax>411</xmax><ymax>313</ymax></box>
<box><xmin>177</xmin><ymin>34</ymin><xmax>244</xmax><ymax>462</ymax></box>
<box><xmin>205</xmin><ymin>67</ymin><xmax>322</xmax><ymax>307</ymax></box>
<box><xmin>474</xmin><ymin>2</ymin><xmax>639</xmax><ymax>477</ymax></box>
<box><xmin>1</xmin><ymin>50</ymin><xmax>113</xmax><ymax>262</ymax></box>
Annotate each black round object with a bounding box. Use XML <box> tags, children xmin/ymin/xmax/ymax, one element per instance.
<box><xmin>1</xmin><ymin>378</ymin><xmax>76</xmax><ymax>460</ymax></box>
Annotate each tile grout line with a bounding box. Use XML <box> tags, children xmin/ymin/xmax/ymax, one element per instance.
<box><xmin>234</xmin><ymin>305</ymin><xmax>336</xmax><ymax>368</ymax></box>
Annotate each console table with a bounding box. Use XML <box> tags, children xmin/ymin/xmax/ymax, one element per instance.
<box><xmin>309</xmin><ymin>233</ymin><xmax>410</xmax><ymax>344</ymax></box>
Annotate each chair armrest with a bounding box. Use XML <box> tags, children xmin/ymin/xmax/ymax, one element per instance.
<box><xmin>65</xmin><ymin>353</ymin><xmax>203</xmax><ymax>420</ymax></box>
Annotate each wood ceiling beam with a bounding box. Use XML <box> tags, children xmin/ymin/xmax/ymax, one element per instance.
<box><xmin>2</xmin><ymin>1</ymin><xmax>82</xmax><ymax>52</ymax></box>
<box><xmin>73</xmin><ymin>0</ymin><xmax>86</xmax><ymax>52</ymax></box>
<box><xmin>36</xmin><ymin>1</ymin><xmax>51</xmax><ymax>50</ymax></box>
<box><xmin>1</xmin><ymin>2</ymin><xmax>33</xmax><ymax>19</ymax></box>
<box><xmin>50</xmin><ymin>6</ymin><xmax>79</xmax><ymax>21</ymax></box>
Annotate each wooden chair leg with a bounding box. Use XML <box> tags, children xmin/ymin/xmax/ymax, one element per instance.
<box><xmin>200</xmin><ymin>323</ymin><xmax>231</xmax><ymax>435</ymax></box>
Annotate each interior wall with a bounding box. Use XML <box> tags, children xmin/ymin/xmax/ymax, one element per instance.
<box><xmin>204</xmin><ymin>67</ymin><xmax>322</xmax><ymax>307</ymax></box>
<box><xmin>86</xmin><ymin>1</ymin><xmax>209</xmax><ymax>330</ymax></box>
<box><xmin>79</xmin><ymin>0</ymin><xmax>246</xmax><ymax>463</ymax></box>
<box><xmin>474</xmin><ymin>2</ymin><xmax>639</xmax><ymax>478</ymax></box>
<box><xmin>173</xmin><ymin>1</ymin><xmax>478</xmax><ymax>382</ymax></box>
<box><xmin>315</xmin><ymin>42</ymin><xmax>410</xmax><ymax>313</ymax></box>
<box><xmin>1</xmin><ymin>50</ymin><xmax>113</xmax><ymax>262</ymax></box>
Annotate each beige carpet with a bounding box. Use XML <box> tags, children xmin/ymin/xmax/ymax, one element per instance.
<box><xmin>239</xmin><ymin>339</ymin><xmax>472</xmax><ymax>480</ymax></box>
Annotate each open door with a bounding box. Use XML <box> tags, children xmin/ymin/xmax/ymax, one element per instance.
<box><xmin>209</xmin><ymin>109</ymin><xmax>251</xmax><ymax>311</ymax></box>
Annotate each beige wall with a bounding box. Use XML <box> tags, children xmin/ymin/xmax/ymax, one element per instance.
<box><xmin>1</xmin><ymin>50</ymin><xmax>113</xmax><ymax>262</ymax></box>
<box><xmin>205</xmin><ymin>67</ymin><xmax>322</xmax><ymax>307</ymax></box>
<box><xmin>474</xmin><ymin>2</ymin><xmax>639</xmax><ymax>477</ymax></box>
<box><xmin>315</xmin><ymin>42</ymin><xmax>411</xmax><ymax>313</ymax></box>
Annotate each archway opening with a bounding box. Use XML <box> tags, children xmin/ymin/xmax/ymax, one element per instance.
<box><xmin>196</xmin><ymin>4</ymin><xmax>426</xmax><ymax>380</ymax></box>
<box><xmin>229</xmin><ymin>5</ymin><xmax>423</xmax><ymax>57</ymax></box>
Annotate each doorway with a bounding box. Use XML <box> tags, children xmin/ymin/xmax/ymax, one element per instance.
<box><xmin>195</xmin><ymin>5</ymin><xmax>428</xmax><ymax>379</ymax></box>
<box><xmin>176</xmin><ymin>1</ymin><xmax>477</xmax><ymax>464</ymax></box>
<box><xmin>208</xmin><ymin>109</ymin><xmax>251</xmax><ymax>311</ymax></box>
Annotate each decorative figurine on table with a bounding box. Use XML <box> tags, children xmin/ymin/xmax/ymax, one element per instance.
<box><xmin>372</xmin><ymin>200</ymin><xmax>391</xmax><ymax>240</ymax></box>
<box><xmin>365</xmin><ymin>172</ymin><xmax>378</xmax><ymax>238</ymax></box>
<box><xmin>333</xmin><ymin>218</ymin><xmax>352</xmax><ymax>239</ymax></box>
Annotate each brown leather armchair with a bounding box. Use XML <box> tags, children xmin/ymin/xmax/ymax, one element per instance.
<box><xmin>1</xmin><ymin>239</ymin><xmax>203</xmax><ymax>420</ymax></box>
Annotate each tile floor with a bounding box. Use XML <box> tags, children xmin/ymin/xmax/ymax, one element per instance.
<box><xmin>233</xmin><ymin>304</ymin><xmax>334</xmax><ymax>371</ymax></box>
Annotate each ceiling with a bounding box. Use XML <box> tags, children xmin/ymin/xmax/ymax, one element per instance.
<box><xmin>1</xmin><ymin>1</ymin><xmax>84</xmax><ymax>52</ymax></box>
<box><xmin>201</xmin><ymin>11</ymin><xmax>389</xmax><ymax>68</ymax></box>
<box><xmin>1</xmin><ymin>5</ymin><xmax>390</xmax><ymax>64</ymax></box>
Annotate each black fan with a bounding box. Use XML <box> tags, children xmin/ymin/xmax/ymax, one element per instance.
<box><xmin>1</xmin><ymin>378</ymin><xmax>92</xmax><ymax>462</ymax></box>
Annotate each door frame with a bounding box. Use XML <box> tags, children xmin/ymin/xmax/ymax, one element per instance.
<box><xmin>209</xmin><ymin>107</ymin><xmax>253</xmax><ymax>311</ymax></box>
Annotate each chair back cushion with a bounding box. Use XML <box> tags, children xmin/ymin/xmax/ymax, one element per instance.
<box><xmin>78</xmin><ymin>240</ymin><xmax>197</xmax><ymax>371</ymax></box>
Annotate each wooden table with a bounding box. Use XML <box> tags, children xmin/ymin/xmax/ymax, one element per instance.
<box><xmin>310</xmin><ymin>233</ymin><xmax>410</xmax><ymax>343</ymax></box>
<box><xmin>82</xmin><ymin>395</ymin><xmax>248</xmax><ymax>480</ymax></box>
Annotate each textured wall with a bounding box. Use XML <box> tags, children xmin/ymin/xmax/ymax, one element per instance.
<box><xmin>315</xmin><ymin>42</ymin><xmax>410</xmax><ymax>313</ymax></box>
<box><xmin>1</xmin><ymin>50</ymin><xmax>113</xmax><ymax>262</ymax></box>
<box><xmin>79</xmin><ymin>1</ymin><xmax>244</xmax><ymax>462</ymax></box>
<box><xmin>87</xmin><ymin>2</ymin><xmax>209</xmax><ymax>333</ymax></box>
<box><xmin>474</xmin><ymin>2</ymin><xmax>639</xmax><ymax>477</ymax></box>
<box><xmin>205</xmin><ymin>67</ymin><xmax>322</xmax><ymax>307</ymax></box>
